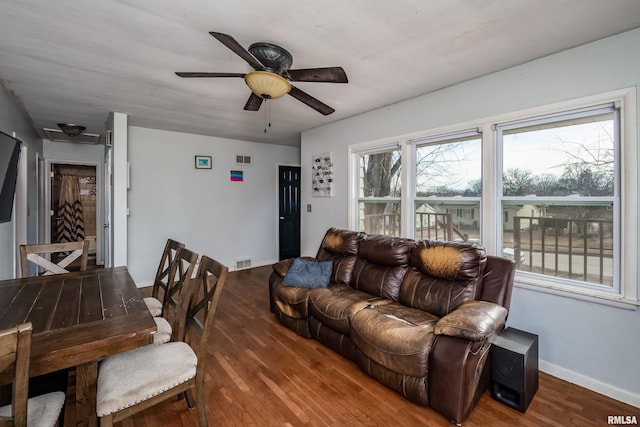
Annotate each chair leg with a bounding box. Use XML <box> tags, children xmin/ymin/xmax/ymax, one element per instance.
<box><xmin>185</xmin><ymin>389</ymin><xmax>196</xmax><ymax>410</ymax></box>
<box><xmin>196</xmin><ymin>383</ymin><xmax>208</xmax><ymax>427</ymax></box>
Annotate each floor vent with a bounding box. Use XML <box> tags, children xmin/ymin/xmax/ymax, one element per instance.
<box><xmin>235</xmin><ymin>154</ymin><xmax>252</xmax><ymax>165</ymax></box>
<box><xmin>235</xmin><ymin>259</ymin><xmax>252</xmax><ymax>270</ymax></box>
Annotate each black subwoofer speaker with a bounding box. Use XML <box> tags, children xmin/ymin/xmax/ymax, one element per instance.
<box><xmin>491</xmin><ymin>327</ymin><xmax>539</xmax><ymax>412</ymax></box>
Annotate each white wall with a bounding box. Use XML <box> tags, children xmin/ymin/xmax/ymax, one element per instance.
<box><xmin>300</xmin><ymin>29</ymin><xmax>640</xmax><ymax>406</ymax></box>
<box><xmin>0</xmin><ymin>83</ymin><xmax>42</xmax><ymax>279</ymax></box>
<box><xmin>126</xmin><ymin>126</ymin><xmax>299</xmax><ymax>284</ymax></box>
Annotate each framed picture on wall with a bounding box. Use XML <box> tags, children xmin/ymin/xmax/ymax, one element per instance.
<box><xmin>195</xmin><ymin>155</ymin><xmax>212</xmax><ymax>169</ymax></box>
<box><xmin>312</xmin><ymin>152</ymin><xmax>333</xmax><ymax>197</ymax></box>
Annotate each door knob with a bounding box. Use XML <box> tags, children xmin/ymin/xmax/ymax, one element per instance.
<box><xmin>279</xmin><ymin>216</ymin><xmax>285</xmax><ymax>220</ymax></box>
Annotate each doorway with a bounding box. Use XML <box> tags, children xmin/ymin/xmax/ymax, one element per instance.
<box><xmin>278</xmin><ymin>165</ymin><xmax>301</xmax><ymax>260</ymax></box>
<box><xmin>50</xmin><ymin>164</ymin><xmax>98</xmax><ymax>266</ymax></box>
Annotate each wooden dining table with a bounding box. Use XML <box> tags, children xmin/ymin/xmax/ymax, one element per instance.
<box><xmin>0</xmin><ymin>266</ymin><xmax>157</xmax><ymax>427</ymax></box>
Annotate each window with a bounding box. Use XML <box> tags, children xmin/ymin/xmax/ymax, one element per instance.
<box><xmin>497</xmin><ymin>105</ymin><xmax>618</xmax><ymax>290</ymax></box>
<box><xmin>412</xmin><ymin>130</ymin><xmax>481</xmax><ymax>242</ymax></box>
<box><xmin>355</xmin><ymin>145</ymin><xmax>401</xmax><ymax>236</ymax></box>
<box><xmin>349</xmin><ymin>89</ymin><xmax>637</xmax><ymax>307</ymax></box>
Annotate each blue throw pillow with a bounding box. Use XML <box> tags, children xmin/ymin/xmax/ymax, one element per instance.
<box><xmin>282</xmin><ymin>258</ymin><xmax>333</xmax><ymax>288</ymax></box>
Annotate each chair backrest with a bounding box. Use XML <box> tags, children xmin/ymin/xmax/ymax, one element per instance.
<box><xmin>150</xmin><ymin>239</ymin><xmax>185</xmax><ymax>312</ymax></box>
<box><xmin>20</xmin><ymin>240</ymin><xmax>90</xmax><ymax>277</ymax></box>
<box><xmin>0</xmin><ymin>323</ymin><xmax>32</xmax><ymax>427</ymax></box>
<box><xmin>178</xmin><ymin>255</ymin><xmax>228</xmax><ymax>367</ymax></box>
<box><xmin>164</xmin><ymin>247</ymin><xmax>199</xmax><ymax>341</ymax></box>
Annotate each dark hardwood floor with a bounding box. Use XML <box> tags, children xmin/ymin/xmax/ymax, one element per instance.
<box><xmin>65</xmin><ymin>265</ymin><xmax>638</xmax><ymax>426</ymax></box>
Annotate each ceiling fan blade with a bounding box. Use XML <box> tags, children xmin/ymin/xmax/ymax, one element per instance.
<box><xmin>243</xmin><ymin>93</ymin><xmax>264</xmax><ymax>111</ymax></box>
<box><xmin>175</xmin><ymin>72</ymin><xmax>246</xmax><ymax>78</ymax></box>
<box><xmin>288</xmin><ymin>86</ymin><xmax>335</xmax><ymax>115</ymax></box>
<box><xmin>287</xmin><ymin>67</ymin><xmax>348</xmax><ymax>83</ymax></box>
<box><xmin>209</xmin><ymin>32</ymin><xmax>265</xmax><ymax>70</ymax></box>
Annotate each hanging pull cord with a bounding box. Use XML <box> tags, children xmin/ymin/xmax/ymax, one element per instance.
<box><xmin>264</xmin><ymin>99</ymin><xmax>272</xmax><ymax>133</ymax></box>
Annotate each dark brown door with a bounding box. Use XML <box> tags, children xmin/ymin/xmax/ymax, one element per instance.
<box><xmin>278</xmin><ymin>165</ymin><xmax>300</xmax><ymax>260</ymax></box>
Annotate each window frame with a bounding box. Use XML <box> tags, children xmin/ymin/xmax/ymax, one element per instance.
<box><xmin>411</xmin><ymin>128</ymin><xmax>483</xmax><ymax>243</ymax></box>
<box><xmin>348</xmin><ymin>88</ymin><xmax>638</xmax><ymax>309</ymax></box>
<box><xmin>496</xmin><ymin>103</ymin><xmax>620</xmax><ymax>293</ymax></box>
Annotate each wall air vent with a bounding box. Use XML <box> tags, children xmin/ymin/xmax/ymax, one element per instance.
<box><xmin>235</xmin><ymin>258</ymin><xmax>252</xmax><ymax>270</ymax></box>
<box><xmin>43</xmin><ymin>128</ymin><xmax>101</xmax><ymax>145</ymax></box>
<box><xmin>235</xmin><ymin>154</ymin><xmax>252</xmax><ymax>165</ymax></box>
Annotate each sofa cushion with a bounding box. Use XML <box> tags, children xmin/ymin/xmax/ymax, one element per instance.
<box><xmin>316</xmin><ymin>228</ymin><xmax>365</xmax><ymax>285</ymax></box>
<box><xmin>349</xmin><ymin>235</ymin><xmax>412</xmax><ymax>300</ymax></box>
<box><xmin>409</xmin><ymin>240</ymin><xmax>486</xmax><ymax>280</ymax></box>
<box><xmin>350</xmin><ymin>302</ymin><xmax>439</xmax><ymax>378</ymax></box>
<box><xmin>282</xmin><ymin>258</ymin><xmax>333</xmax><ymax>288</ymax></box>
<box><xmin>272</xmin><ymin>284</ymin><xmax>315</xmax><ymax>319</ymax></box>
<box><xmin>351</xmin><ymin>260</ymin><xmax>408</xmax><ymax>300</ymax></box>
<box><xmin>317</xmin><ymin>253</ymin><xmax>359</xmax><ymax>285</ymax></box>
<box><xmin>309</xmin><ymin>285</ymin><xmax>388</xmax><ymax>335</ymax></box>
<box><xmin>359</xmin><ymin>235</ymin><xmax>413</xmax><ymax>267</ymax></box>
<box><xmin>317</xmin><ymin>228</ymin><xmax>364</xmax><ymax>256</ymax></box>
<box><xmin>398</xmin><ymin>240</ymin><xmax>487</xmax><ymax>317</ymax></box>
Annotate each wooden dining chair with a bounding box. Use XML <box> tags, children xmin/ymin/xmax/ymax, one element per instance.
<box><xmin>143</xmin><ymin>239</ymin><xmax>185</xmax><ymax>317</ymax></box>
<box><xmin>0</xmin><ymin>323</ymin><xmax>66</xmax><ymax>427</ymax></box>
<box><xmin>96</xmin><ymin>255</ymin><xmax>228</xmax><ymax>427</ymax></box>
<box><xmin>151</xmin><ymin>247</ymin><xmax>199</xmax><ymax>345</ymax></box>
<box><xmin>20</xmin><ymin>240</ymin><xmax>90</xmax><ymax>277</ymax></box>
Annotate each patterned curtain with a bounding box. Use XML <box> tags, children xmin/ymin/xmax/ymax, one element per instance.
<box><xmin>55</xmin><ymin>175</ymin><xmax>85</xmax><ymax>242</ymax></box>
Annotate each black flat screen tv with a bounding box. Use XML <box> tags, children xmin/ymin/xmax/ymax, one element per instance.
<box><xmin>0</xmin><ymin>131</ymin><xmax>22</xmax><ymax>224</ymax></box>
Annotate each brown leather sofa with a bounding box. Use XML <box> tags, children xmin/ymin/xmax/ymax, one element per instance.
<box><xmin>269</xmin><ymin>228</ymin><xmax>515</xmax><ymax>425</ymax></box>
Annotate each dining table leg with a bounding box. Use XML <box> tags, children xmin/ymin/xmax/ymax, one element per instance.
<box><xmin>75</xmin><ymin>360</ymin><xmax>98</xmax><ymax>427</ymax></box>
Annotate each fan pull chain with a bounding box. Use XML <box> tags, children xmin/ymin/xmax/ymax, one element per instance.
<box><xmin>264</xmin><ymin>99</ymin><xmax>272</xmax><ymax>133</ymax></box>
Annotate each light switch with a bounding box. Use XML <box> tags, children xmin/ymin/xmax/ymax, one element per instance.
<box><xmin>306</xmin><ymin>204</ymin><xmax>312</xmax><ymax>212</ymax></box>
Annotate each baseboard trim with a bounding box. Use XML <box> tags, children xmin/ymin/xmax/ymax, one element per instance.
<box><xmin>136</xmin><ymin>280</ymin><xmax>153</xmax><ymax>289</ymax></box>
<box><xmin>540</xmin><ymin>360</ymin><xmax>640</xmax><ymax>408</ymax></box>
<box><xmin>231</xmin><ymin>259</ymin><xmax>276</xmax><ymax>272</ymax></box>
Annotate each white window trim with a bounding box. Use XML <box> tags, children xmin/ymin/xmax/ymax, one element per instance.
<box><xmin>348</xmin><ymin>88</ymin><xmax>638</xmax><ymax>309</ymax></box>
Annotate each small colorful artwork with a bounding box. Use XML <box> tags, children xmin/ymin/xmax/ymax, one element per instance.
<box><xmin>195</xmin><ymin>155</ymin><xmax>212</xmax><ymax>169</ymax></box>
<box><xmin>230</xmin><ymin>170</ymin><xmax>243</xmax><ymax>182</ymax></box>
<box><xmin>312</xmin><ymin>152</ymin><xmax>333</xmax><ymax>197</ymax></box>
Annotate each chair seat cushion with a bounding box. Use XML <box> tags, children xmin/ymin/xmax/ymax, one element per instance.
<box><xmin>153</xmin><ymin>316</ymin><xmax>172</xmax><ymax>345</ymax></box>
<box><xmin>0</xmin><ymin>391</ymin><xmax>66</xmax><ymax>427</ymax></box>
<box><xmin>309</xmin><ymin>285</ymin><xmax>387</xmax><ymax>335</ymax></box>
<box><xmin>143</xmin><ymin>297</ymin><xmax>163</xmax><ymax>317</ymax></box>
<box><xmin>97</xmin><ymin>342</ymin><xmax>197</xmax><ymax>416</ymax></box>
<box><xmin>350</xmin><ymin>302</ymin><xmax>438</xmax><ymax>377</ymax></box>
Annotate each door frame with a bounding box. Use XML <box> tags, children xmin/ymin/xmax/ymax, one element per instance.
<box><xmin>276</xmin><ymin>162</ymin><xmax>301</xmax><ymax>259</ymax></box>
<box><xmin>44</xmin><ymin>159</ymin><xmax>104</xmax><ymax>265</ymax></box>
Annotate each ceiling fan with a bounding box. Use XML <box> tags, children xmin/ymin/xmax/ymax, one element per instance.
<box><xmin>176</xmin><ymin>32</ymin><xmax>348</xmax><ymax>115</ymax></box>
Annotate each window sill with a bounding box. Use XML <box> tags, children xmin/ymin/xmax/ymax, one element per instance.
<box><xmin>514</xmin><ymin>274</ymin><xmax>639</xmax><ymax>310</ymax></box>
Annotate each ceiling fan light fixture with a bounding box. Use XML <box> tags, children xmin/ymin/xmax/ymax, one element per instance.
<box><xmin>57</xmin><ymin>123</ymin><xmax>86</xmax><ymax>137</ymax></box>
<box><xmin>244</xmin><ymin>71</ymin><xmax>291</xmax><ymax>99</ymax></box>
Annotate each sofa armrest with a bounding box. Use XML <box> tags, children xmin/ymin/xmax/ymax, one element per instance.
<box><xmin>434</xmin><ymin>300</ymin><xmax>507</xmax><ymax>342</ymax></box>
<box><xmin>272</xmin><ymin>256</ymin><xmax>317</xmax><ymax>277</ymax></box>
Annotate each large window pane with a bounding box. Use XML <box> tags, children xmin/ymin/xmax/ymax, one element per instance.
<box><xmin>358</xmin><ymin>148</ymin><xmax>401</xmax><ymax>236</ymax></box>
<box><xmin>502</xmin><ymin>114</ymin><xmax>615</xmax><ymax>197</ymax></box>
<box><xmin>414</xmin><ymin>132</ymin><xmax>481</xmax><ymax>241</ymax></box>
<box><xmin>503</xmin><ymin>201</ymin><xmax>614</xmax><ymax>286</ymax></box>
<box><xmin>416</xmin><ymin>134</ymin><xmax>481</xmax><ymax>196</ymax></box>
<box><xmin>359</xmin><ymin>201</ymin><xmax>401</xmax><ymax>236</ymax></box>
<box><xmin>500</xmin><ymin>107</ymin><xmax>617</xmax><ymax>289</ymax></box>
<box><xmin>415</xmin><ymin>201</ymin><xmax>480</xmax><ymax>242</ymax></box>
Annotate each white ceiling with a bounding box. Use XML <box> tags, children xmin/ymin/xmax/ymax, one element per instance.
<box><xmin>1</xmin><ymin>1</ymin><xmax>640</xmax><ymax>147</ymax></box>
